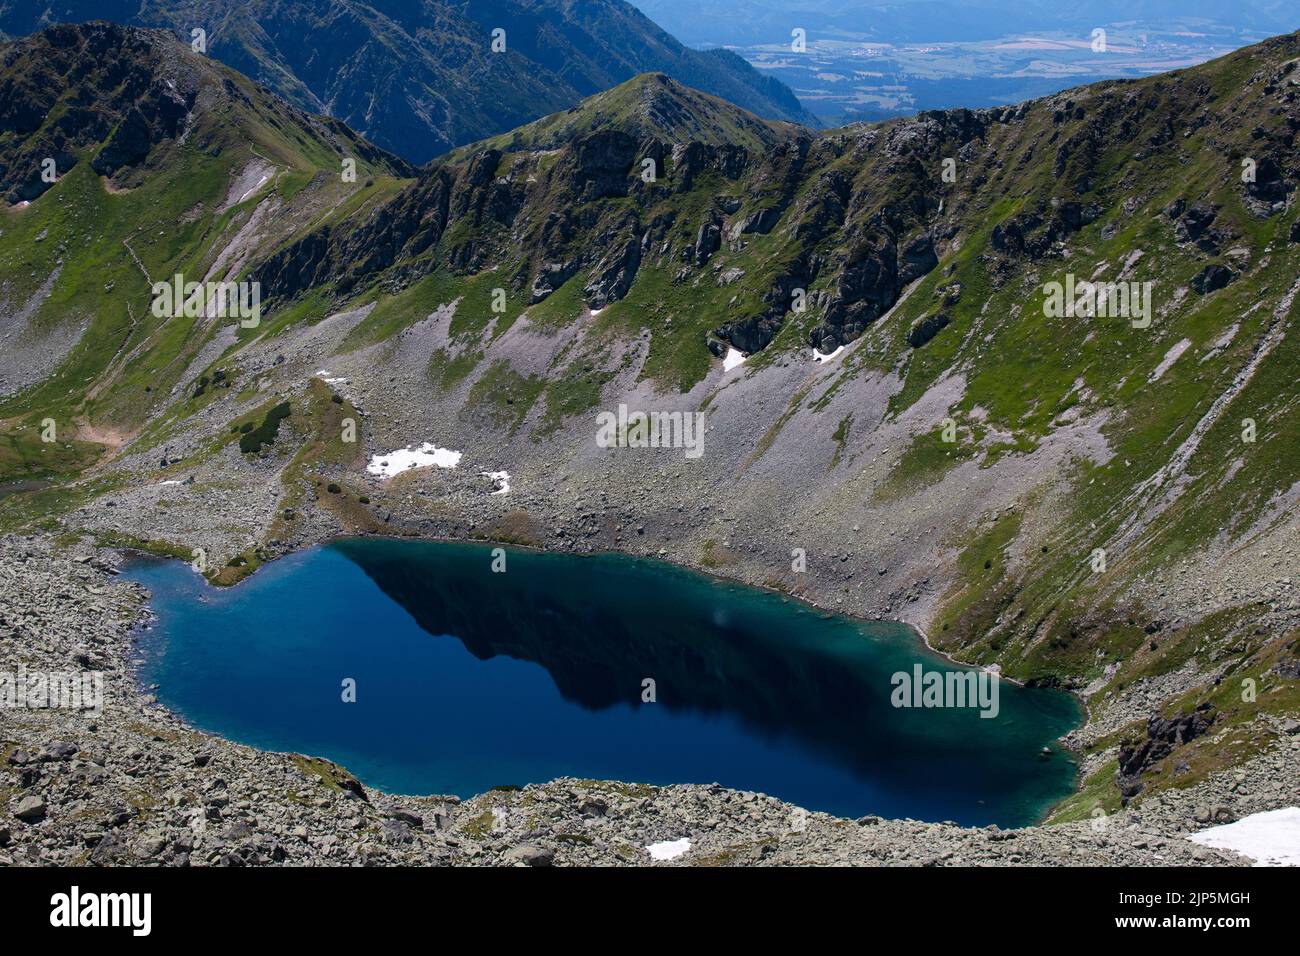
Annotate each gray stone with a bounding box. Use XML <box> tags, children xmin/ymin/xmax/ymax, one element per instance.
<box><xmin>504</xmin><ymin>844</ymin><xmax>554</xmax><ymax>867</ymax></box>
<box><xmin>14</xmin><ymin>796</ymin><xmax>47</xmax><ymax>823</ymax></box>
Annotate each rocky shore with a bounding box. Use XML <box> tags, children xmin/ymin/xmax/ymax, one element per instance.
<box><xmin>3</xmin><ymin>532</ymin><xmax>1295</xmax><ymax>866</ymax></box>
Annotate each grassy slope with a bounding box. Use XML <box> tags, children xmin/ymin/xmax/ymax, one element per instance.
<box><xmin>0</xmin><ymin>35</ymin><xmax>405</xmax><ymax>492</ymax></box>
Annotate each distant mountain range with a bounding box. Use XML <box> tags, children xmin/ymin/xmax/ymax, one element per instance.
<box><xmin>631</xmin><ymin>0</ymin><xmax>1300</xmax><ymax>124</ymax></box>
<box><xmin>0</xmin><ymin>0</ymin><xmax>816</xmax><ymax>163</ymax></box>
<box><xmin>630</xmin><ymin>0</ymin><xmax>1300</xmax><ymax>47</ymax></box>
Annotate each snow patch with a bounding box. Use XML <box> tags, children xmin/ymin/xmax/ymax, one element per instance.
<box><xmin>1188</xmin><ymin>807</ymin><xmax>1300</xmax><ymax>866</ymax></box>
<box><xmin>812</xmin><ymin>345</ymin><xmax>845</xmax><ymax>364</ymax></box>
<box><xmin>237</xmin><ymin>169</ymin><xmax>274</xmax><ymax>205</ymax></box>
<box><xmin>645</xmin><ymin>838</ymin><xmax>691</xmax><ymax>861</ymax></box>
<box><xmin>722</xmin><ymin>347</ymin><xmax>747</xmax><ymax>372</ymax></box>
<box><xmin>481</xmin><ymin>470</ymin><xmax>511</xmax><ymax>495</ymax></box>
<box><xmin>366</xmin><ymin>443</ymin><xmax>462</xmax><ymax>478</ymax></box>
<box><xmin>221</xmin><ymin>159</ymin><xmax>276</xmax><ymax>211</ymax></box>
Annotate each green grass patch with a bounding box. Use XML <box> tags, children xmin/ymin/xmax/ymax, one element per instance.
<box><xmin>238</xmin><ymin>401</ymin><xmax>292</xmax><ymax>454</ymax></box>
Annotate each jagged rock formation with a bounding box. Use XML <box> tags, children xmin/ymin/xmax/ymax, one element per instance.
<box><xmin>1116</xmin><ymin>705</ymin><xmax>1218</xmax><ymax>799</ymax></box>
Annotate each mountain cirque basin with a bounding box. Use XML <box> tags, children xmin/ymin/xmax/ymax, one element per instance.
<box><xmin>126</xmin><ymin>538</ymin><xmax>1080</xmax><ymax>827</ymax></box>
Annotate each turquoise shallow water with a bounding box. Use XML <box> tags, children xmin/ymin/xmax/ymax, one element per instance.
<box><xmin>125</xmin><ymin>538</ymin><xmax>1080</xmax><ymax>826</ymax></box>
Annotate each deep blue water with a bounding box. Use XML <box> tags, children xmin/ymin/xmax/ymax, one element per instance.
<box><xmin>125</xmin><ymin>538</ymin><xmax>1080</xmax><ymax>826</ymax></box>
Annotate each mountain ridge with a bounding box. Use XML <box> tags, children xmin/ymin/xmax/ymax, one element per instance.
<box><xmin>0</xmin><ymin>0</ymin><xmax>817</xmax><ymax>163</ymax></box>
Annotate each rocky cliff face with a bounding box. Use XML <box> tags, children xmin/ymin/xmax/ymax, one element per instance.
<box><xmin>251</xmin><ymin>48</ymin><xmax>1300</xmax><ymax>367</ymax></box>
<box><xmin>0</xmin><ymin>23</ymin><xmax>196</xmax><ymax>202</ymax></box>
<box><xmin>251</xmin><ymin>73</ymin><xmax>967</xmax><ymax>359</ymax></box>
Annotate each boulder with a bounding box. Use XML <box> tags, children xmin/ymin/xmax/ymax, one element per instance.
<box><xmin>530</xmin><ymin>261</ymin><xmax>576</xmax><ymax>303</ymax></box>
<box><xmin>1191</xmin><ymin>264</ymin><xmax>1235</xmax><ymax>294</ymax></box>
<box><xmin>504</xmin><ymin>844</ymin><xmax>554</xmax><ymax>867</ymax></box>
<box><xmin>907</xmin><ymin>313</ymin><xmax>951</xmax><ymax>348</ymax></box>
<box><xmin>694</xmin><ymin>216</ymin><xmax>722</xmax><ymax>265</ymax></box>
<box><xmin>1116</xmin><ymin>704</ymin><xmax>1217</xmax><ymax>799</ymax></box>
<box><xmin>1174</xmin><ymin>202</ymin><xmax>1217</xmax><ymax>243</ymax></box>
<box><xmin>584</xmin><ymin>234</ymin><xmax>642</xmax><ymax>309</ymax></box>
<box><xmin>14</xmin><ymin>795</ymin><xmax>47</xmax><ymax>823</ymax></box>
<box><xmin>386</xmin><ymin>808</ymin><xmax>424</xmax><ymax>829</ymax></box>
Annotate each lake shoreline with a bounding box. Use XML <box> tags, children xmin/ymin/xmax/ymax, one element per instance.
<box><xmin>5</xmin><ymin>531</ymin><xmax>1279</xmax><ymax>867</ymax></box>
<box><xmin>117</xmin><ymin>527</ymin><xmax>1085</xmax><ymax>822</ymax></box>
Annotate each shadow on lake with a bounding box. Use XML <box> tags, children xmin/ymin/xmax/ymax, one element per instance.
<box><xmin>127</xmin><ymin>537</ymin><xmax>1080</xmax><ymax>825</ymax></box>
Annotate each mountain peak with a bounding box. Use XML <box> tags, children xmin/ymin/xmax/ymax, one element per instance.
<box><xmin>475</xmin><ymin>70</ymin><xmax>802</xmax><ymax>156</ymax></box>
<box><xmin>0</xmin><ymin>21</ymin><xmax>412</xmax><ymax>204</ymax></box>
